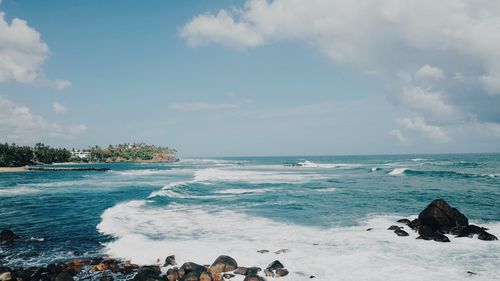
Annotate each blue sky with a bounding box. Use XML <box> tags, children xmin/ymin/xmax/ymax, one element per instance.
<box><xmin>1</xmin><ymin>0</ymin><xmax>500</xmax><ymax>157</ymax></box>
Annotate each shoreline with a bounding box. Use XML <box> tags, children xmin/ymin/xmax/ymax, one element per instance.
<box><xmin>0</xmin><ymin>167</ymin><xmax>28</xmax><ymax>173</ymax></box>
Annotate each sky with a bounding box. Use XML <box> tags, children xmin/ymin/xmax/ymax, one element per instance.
<box><xmin>1</xmin><ymin>0</ymin><xmax>500</xmax><ymax>157</ymax></box>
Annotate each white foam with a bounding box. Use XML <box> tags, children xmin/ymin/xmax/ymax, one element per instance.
<box><xmin>411</xmin><ymin>158</ymin><xmax>429</xmax><ymax>162</ymax></box>
<box><xmin>296</xmin><ymin>161</ymin><xmax>364</xmax><ymax>169</ymax></box>
<box><xmin>113</xmin><ymin>169</ymin><xmax>191</xmax><ymax>176</ymax></box>
<box><xmin>0</xmin><ymin>187</ymin><xmax>41</xmax><ymax>196</ymax></box>
<box><xmin>371</xmin><ymin>167</ymin><xmax>382</xmax><ymax>172</ymax></box>
<box><xmin>194</xmin><ymin>168</ymin><xmax>325</xmax><ymax>184</ymax></box>
<box><xmin>214</xmin><ymin>188</ymin><xmax>273</xmax><ymax>195</ymax></box>
<box><xmin>388</xmin><ymin>167</ymin><xmax>410</xmax><ymax>176</ymax></box>
<box><xmin>98</xmin><ymin>202</ymin><xmax>500</xmax><ymax>281</ymax></box>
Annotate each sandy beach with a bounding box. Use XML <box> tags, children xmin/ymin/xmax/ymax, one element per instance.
<box><xmin>0</xmin><ymin>167</ymin><xmax>28</xmax><ymax>173</ymax></box>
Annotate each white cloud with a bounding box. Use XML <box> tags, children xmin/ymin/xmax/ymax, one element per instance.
<box><xmin>390</xmin><ymin>129</ymin><xmax>407</xmax><ymax>144</ymax></box>
<box><xmin>415</xmin><ymin>64</ymin><xmax>445</xmax><ymax>80</ymax></box>
<box><xmin>0</xmin><ymin>10</ymin><xmax>69</xmax><ymax>88</ymax></box>
<box><xmin>397</xmin><ymin>117</ymin><xmax>450</xmax><ymax>143</ymax></box>
<box><xmin>396</xmin><ymin>85</ymin><xmax>460</xmax><ymax>123</ymax></box>
<box><xmin>54</xmin><ymin>79</ymin><xmax>72</xmax><ymax>90</ymax></box>
<box><xmin>0</xmin><ymin>96</ymin><xmax>86</xmax><ymax>143</ymax></box>
<box><xmin>182</xmin><ymin>0</ymin><xmax>500</xmax><ymax>132</ymax></box>
<box><xmin>52</xmin><ymin>102</ymin><xmax>67</xmax><ymax>114</ymax></box>
<box><xmin>169</xmin><ymin>102</ymin><xmax>240</xmax><ymax>110</ymax></box>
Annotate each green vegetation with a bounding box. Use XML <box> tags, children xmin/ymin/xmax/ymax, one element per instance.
<box><xmin>0</xmin><ymin>143</ymin><xmax>71</xmax><ymax>167</ymax></box>
<box><xmin>86</xmin><ymin>143</ymin><xmax>177</xmax><ymax>163</ymax></box>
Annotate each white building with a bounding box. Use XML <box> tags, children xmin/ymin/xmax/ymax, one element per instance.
<box><xmin>71</xmin><ymin>150</ymin><xmax>91</xmax><ymax>159</ymax></box>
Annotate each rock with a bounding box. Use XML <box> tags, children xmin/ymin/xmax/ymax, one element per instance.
<box><xmin>166</xmin><ymin>268</ymin><xmax>178</xmax><ymax>281</ymax></box>
<box><xmin>264</xmin><ymin>269</ymin><xmax>274</xmax><ymax>277</ymax></box>
<box><xmin>243</xmin><ymin>275</ymin><xmax>265</xmax><ymax>281</ymax></box>
<box><xmin>274</xmin><ymin>249</ymin><xmax>289</xmax><ymax>254</ymax></box>
<box><xmin>407</xmin><ymin>218</ymin><xmax>421</xmax><ymax>230</ymax></box>
<box><xmin>257</xmin><ymin>250</ymin><xmax>269</xmax><ymax>254</ymax></box>
<box><xmin>54</xmin><ymin>271</ymin><xmax>74</xmax><ymax>281</ymax></box>
<box><xmin>0</xmin><ymin>230</ymin><xmax>20</xmax><ymax>243</ymax></box>
<box><xmin>310</xmin><ymin>275</ymin><xmax>316</xmax><ymax>279</ymax></box>
<box><xmin>417</xmin><ymin>225</ymin><xmax>450</xmax><ymax>242</ymax></box>
<box><xmin>478</xmin><ymin>231</ymin><xmax>498</xmax><ymax>241</ymax></box>
<box><xmin>467</xmin><ymin>271</ymin><xmax>477</xmax><ymax>275</ymax></box>
<box><xmin>69</xmin><ymin>259</ymin><xmax>90</xmax><ymax>266</ymax></box>
<box><xmin>276</xmin><ymin>269</ymin><xmax>289</xmax><ymax>277</ymax></box>
<box><xmin>178</xmin><ymin>263</ymin><xmax>205</xmax><ymax>280</ymax></box>
<box><xmin>397</xmin><ymin>219</ymin><xmax>411</xmax><ymax>224</ymax></box>
<box><xmin>91</xmin><ymin>258</ymin><xmax>104</xmax><ymax>265</ymax></box>
<box><xmin>164</xmin><ymin>255</ymin><xmax>177</xmax><ymax>267</ymax></box>
<box><xmin>222</xmin><ymin>273</ymin><xmax>235</xmax><ymax>279</ymax></box>
<box><xmin>234</xmin><ymin>267</ymin><xmax>261</xmax><ymax>276</ymax></box>
<box><xmin>199</xmin><ymin>271</ymin><xmax>212</xmax><ymax>281</ymax></box>
<box><xmin>394</xmin><ymin>228</ymin><xmax>409</xmax><ymax>236</ymax></box>
<box><xmin>0</xmin><ymin>272</ymin><xmax>12</xmax><ymax>281</ymax></box>
<box><xmin>387</xmin><ymin>225</ymin><xmax>401</xmax><ymax>231</ymax></box>
<box><xmin>183</xmin><ymin>271</ymin><xmax>200</xmax><ymax>281</ymax></box>
<box><xmin>100</xmin><ymin>276</ymin><xmax>113</xmax><ymax>281</ymax></box>
<box><xmin>418</xmin><ymin>199</ymin><xmax>468</xmax><ymax>233</ymax></box>
<box><xmin>366</xmin><ymin>228</ymin><xmax>373</xmax><ymax>231</ymax></box>
<box><xmin>210</xmin><ymin>255</ymin><xmax>238</xmax><ymax>273</ymax></box>
<box><xmin>90</xmin><ymin>264</ymin><xmax>108</xmax><ymax>271</ymax></box>
<box><xmin>266</xmin><ymin>260</ymin><xmax>284</xmax><ymax>271</ymax></box>
<box><xmin>133</xmin><ymin>266</ymin><xmax>161</xmax><ymax>281</ymax></box>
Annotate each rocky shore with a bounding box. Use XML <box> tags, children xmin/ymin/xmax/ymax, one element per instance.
<box><xmin>1</xmin><ymin>199</ymin><xmax>497</xmax><ymax>281</ymax></box>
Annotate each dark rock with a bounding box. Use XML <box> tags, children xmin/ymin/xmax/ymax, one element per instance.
<box><xmin>199</xmin><ymin>271</ymin><xmax>212</xmax><ymax>281</ymax></box>
<box><xmin>0</xmin><ymin>268</ymin><xmax>10</xmax><ymax>274</ymax></box>
<box><xmin>164</xmin><ymin>255</ymin><xmax>176</xmax><ymax>267</ymax></box>
<box><xmin>183</xmin><ymin>271</ymin><xmax>200</xmax><ymax>281</ymax></box>
<box><xmin>366</xmin><ymin>228</ymin><xmax>373</xmax><ymax>231</ymax></box>
<box><xmin>417</xmin><ymin>225</ymin><xmax>450</xmax><ymax>242</ymax></box>
<box><xmin>133</xmin><ymin>265</ymin><xmax>161</xmax><ymax>281</ymax></box>
<box><xmin>257</xmin><ymin>250</ymin><xmax>269</xmax><ymax>254</ymax></box>
<box><xmin>222</xmin><ymin>273</ymin><xmax>235</xmax><ymax>279</ymax></box>
<box><xmin>274</xmin><ymin>249</ymin><xmax>289</xmax><ymax>254</ymax></box>
<box><xmin>397</xmin><ymin>219</ymin><xmax>411</xmax><ymax>225</ymax></box>
<box><xmin>387</xmin><ymin>225</ymin><xmax>401</xmax><ymax>231</ymax></box>
<box><xmin>0</xmin><ymin>230</ymin><xmax>20</xmax><ymax>243</ymax></box>
<box><xmin>234</xmin><ymin>267</ymin><xmax>261</xmax><ymax>276</ymax></box>
<box><xmin>243</xmin><ymin>275</ymin><xmax>265</xmax><ymax>281</ymax></box>
<box><xmin>266</xmin><ymin>260</ymin><xmax>284</xmax><ymax>271</ymax></box>
<box><xmin>408</xmin><ymin>218</ymin><xmax>422</xmax><ymax>230</ymax></box>
<box><xmin>166</xmin><ymin>268</ymin><xmax>178</xmax><ymax>281</ymax></box>
<box><xmin>467</xmin><ymin>271</ymin><xmax>477</xmax><ymax>275</ymax></box>
<box><xmin>90</xmin><ymin>257</ymin><xmax>104</xmax><ymax>265</ymax></box>
<box><xmin>478</xmin><ymin>231</ymin><xmax>498</xmax><ymax>241</ymax></box>
<box><xmin>275</xmin><ymin>268</ymin><xmax>289</xmax><ymax>277</ymax></box>
<box><xmin>178</xmin><ymin>263</ymin><xmax>205</xmax><ymax>279</ymax></box>
<box><xmin>54</xmin><ymin>271</ymin><xmax>74</xmax><ymax>281</ymax></box>
<box><xmin>394</xmin><ymin>228</ymin><xmax>409</xmax><ymax>236</ymax></box>
<box><xmin>418</xmin><ymin>199</ymin><xmax>468</xmax><ymax>233</ymax></box>
<box><xmin>310</xmin><ymin>276</ymin><xmax>316</xmax><ymax>279</ymax></box>
<box><xmin>264</xmin><ymin>269</ymin><xmax>274</xmax><ymax>277</ymax></box>
<box><xmin>210</xmin><ymin>255</ymin><xmax>238</xmax><ymax>273</ymax></box>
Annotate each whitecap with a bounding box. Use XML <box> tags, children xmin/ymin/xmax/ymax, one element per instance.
<box><xmin>193</xmin><ymin>168</ymin><xmax>326</xmax><ymax>184</ymax></box>
<box><xmin>388</xmin><ymin>167</ymin><xmax>410</xmax><ymax>176</ymax></box>
<box><xmin>0</xmin><ymin>187</ymin><xmax>41</xmax><ymax>196</ymax></box>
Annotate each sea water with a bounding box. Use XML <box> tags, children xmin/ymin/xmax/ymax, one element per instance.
<box><xmin>0</xmin><ymin>154</ymin><xmax>499</xmax><ymax>280</ymax></box>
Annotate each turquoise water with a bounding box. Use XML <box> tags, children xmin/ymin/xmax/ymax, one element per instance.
<box><xmin>1</xmin><ymin>154</ymin><xmax>499</xmax><ymax>280</ymax></box>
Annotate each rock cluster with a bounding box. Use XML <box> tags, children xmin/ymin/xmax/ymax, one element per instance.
<box><xmin>0</xmin><ymin>255</ymin><xmax>290</xmax><ymax>281</ymax></box>
<box><xmin>394</xmin><ymin>199</ymin><xmax>498</xmax><ymax>242</ymax></box>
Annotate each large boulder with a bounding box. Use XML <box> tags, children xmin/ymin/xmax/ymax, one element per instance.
<box><xmin>418</xmin><ymin>199</ymin><xmax>468</xmax><ymax>233</ymax></box>
<box><xmin>0</xmin><ymin>230</ymin><xmax>20</xmax><ymax>243</ymax></box>
<box><xmin>210</xmin><ymin>255</ymin><xmax>238</xmax><ymax>273</ymax></box>
<box><xmin>133</xmin><ymin>266</ymin><xmax>161</xmax><ymax>281</ymax></box>
<box><xmin>417</xmin><ymin>225</ymin><xmax>450</xmax><ymax>242</ymax></box>
<box><xmin>178</xmin><ymin>262</ymin><xmax>206</xmax><ymax>280</ymax></box>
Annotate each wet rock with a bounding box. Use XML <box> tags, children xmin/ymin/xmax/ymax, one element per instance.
<box><xmin>467</xmin><ymin>271</ymin><xmax>477</xmax><ymax>275</ymax></box>
<box><xmin>199</xmin><ymin>271</ymin><xmax>212</xmax><ymax>281</ymax></box>
<box><xmin>121</xmin><ymin>261</ymin><xmax>139</xmax><ymax>274</ymax></box>
<box><xmin>478</xmin><ymin>231</ymin><xmax>498</xmax><ymax>241</ymax></box>
<box><xmin>166</xmin><ymin>268</ymin><xmax>178</xmax><ymax>281</ymax></box>
<box><xmin>184</xmin><ymin>271</ymin><xmax>200</xmax><ymax>281</ymax></box>
<box><xmin>257</xmin><ymin>250</ymin><xmax>269</xmax><ymax>254</ymax></box>
<box><xmin>164</xmin><ymin>255</ymin><xmax>177</xmax><ymax>267</ymax></box>
<box><xmin>90</xmin><ymin>264</ymin><xmax>108</xmax><ymax>272</ymax></box>
<box><xmin>417</xmin><ymin>225</ymin><xmax>450</xmax><ymax>242</ymax></box>
<box><xmin>310</xmin><ymin>275</ymin><xmax>316</xmax><ymax>279</ymax></box>
<box><xmin>387</xmin><ymin>225</ymin><xmax>401</xmax><ymax>231</ymax></box>
<box><xmin>266</xmin><ymin>260</ymin><xmax>284</xmax><ymax>271</ymax></box>
<box><xmin>418</xmin><ymin>199</ymin><xmax>468</xmax><ymax>233</ymax></box>
<box><xmin>68</xmin><ymin>259</ymin><xmax>90</xmax><ymax>266</ymax></box>
<box><xmin>407</xmin><ymin>218</ymin><xmax>421</xmax><ymax>230</ymax></box>
<box><xmin>90</xmin><ymin>257</ymin><xmax>104</xmax><ymax>265</ymax></box>
<box><xmin>210</xmin><ymin>255</ymin><xmax>238</xmax><ymax>273</ymax></box>
<box><xmin>394</xmin><ymin>228</ymin><xmax>409</xmax><ymax>237</ymax></box>
<box><xmin>264</xmin><ymin>269</ymin><xmax>274</xmax><ymax>277</ymax></box>
<box><xmin>133</xmin><ymin>265</ymin><xmax>161</xmax><ymax>281</ymax></box>
<box><xmin>0</xmin><ymin>230</ymin><xmax>20</xmax><ymax>243</ymax></box>
<box><xmin>366</xmin><ymin>228</ymin><xmax>373</xmax><ymax>231</ymax></box>
<box><xmin>54</xmin><ymin>271</ymin><xmax>74</xmax><ymax>281</ymax></box>
<box><xmin>397</xmin><ymin>218</ymin><xmax>411</xmax><ymax>225</ymax></box>
<box><xmin>456</xmin><ymin>225</ymin><xmax>498</xmax><ymax>240</ymax></box>
<box><xmin>178</xmin><ymin>263</ymin><xmax>205</xmax><ymax>279</ymax></box>
<box><xmin>243</xmin><ymin>275</ymin><xmax>266</xmax><ymax>281</ymax></box>
<box><xmin>0</xmin><ymin>272</ymin><xmax>12</xmax><ymax>281</ymax></box>
<box><xmin>234</xmin><ymin>267</ymin><xmax>261</xmax><ymax>276</ymax></box>
<box><xmin>276</xmin><ymin>269</ymin><xmax>289</xmax><ymax>277</ymax></box>
<box><xmin>223</xmin><ymin>273</ymin><xmax>235</xmax><ymax>279</ymax></box>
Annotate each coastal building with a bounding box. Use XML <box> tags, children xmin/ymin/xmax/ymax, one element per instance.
<box><xmin>71</xmin><ymin>150</ymin><xmax>90</xmax><ymax>159</ymax></box>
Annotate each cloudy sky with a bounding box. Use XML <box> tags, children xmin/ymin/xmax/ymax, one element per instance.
<box><xmin>1</xmin><ymin>0</ymin><xmax>500</xmax><ymax>156</ymax></box>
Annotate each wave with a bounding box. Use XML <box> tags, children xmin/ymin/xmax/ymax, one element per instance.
<box><xmin>113</xmin><ymin>169</ymin><xmax>191</xmax><ymax>176</ymax></box>
<box><xmin>0</xmin><ymin>187</ymin><xmax>41</xmax><ymax>196</ymax></box>
<box><xmin>97</xmin><ymin>202</ymin><xmax>500</xmax><ymax>281</ymax></box>
<box><xmin>387</xmin><ymin>168</ymin><xmax>500</xmax><ymax>179</ymax></box>
<box><xmin>214</xmin><ymin>188</ymin><xmax>274</xmax><ymax>195</ymax></box>
<box><xmin>388</xmin><ymin>168</ymin><xmax>410</xmax><ymax>176</ymax></box>
<box><xmin>295</xmin><ymin>160</ymin><xmax>364</xmax><ymax>169</ymax></box>
<box><xmin>193</xmin><ymin>168</ymin><xmax>326</xmax><ymax>184</ymax></box>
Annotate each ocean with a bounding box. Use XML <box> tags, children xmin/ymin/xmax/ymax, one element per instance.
<box><xmin>1</xmin><ymin>154</ymin><xmax>499</xmax><ymax>280</ymax></box>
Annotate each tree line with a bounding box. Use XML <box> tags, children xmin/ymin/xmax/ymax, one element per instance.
<box><xmin>87</xmin><ymin>143</ymin><xmax>177</xmax><ymax>162</ymax></box>
<box><xmin>0</xmin><ymin>143</ymin><xmax>72</xmax><ymax>167</ymax></box>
